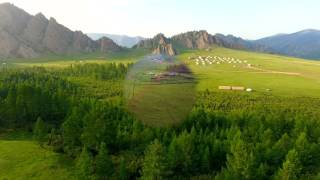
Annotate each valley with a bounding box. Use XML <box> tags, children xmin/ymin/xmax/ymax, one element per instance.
<box><xmin>2</xmin><ymin>46</ymin><xmax>320</xmax><ymax>179</ymax></box>
<box><xmin>1</xmin><ymin>1</ymin><xmax>320</xmax><ymax>179</ymax></box>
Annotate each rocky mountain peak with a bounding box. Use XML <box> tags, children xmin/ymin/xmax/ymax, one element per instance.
<box><xmin>134</xmin><ymin>33</ymin><xmax>176</xmax><ymax>56</ymax></box>
<box><xmin>34</xmin><ymin>12</ymin><xmax>47</xmax><ymax>20</ymax></box>
<box><xmin>49</xmin><ymin>17</ymin><xmax>57</xmax><ymax>23</ymax></box>
<box><xmin>97</xmin><ymin>36</ymin><xmax>121</xmax><ymax>52</ymax></box>
<box><xmin>152</xmin><ymin>43</ymin><xmax>176</xmax><ymax>56</ymax></box>
<box><xmin>0</xmin><ymin>3</ymin><xmax>121</xmax><ymax>58</ymax></box>
<box><xmin>171</xmin><ymin>30</ymin><xmax>216</xmax><ymax>49</ymax></box>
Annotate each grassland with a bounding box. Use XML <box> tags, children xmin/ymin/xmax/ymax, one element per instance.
<box><xmin>1</xmin><ymin>48</ymin><xmax>147</xmax><ymax>68</ymax></box>
<box><xmin>127</xmin><ymin>83</ymin><xmax>196</xmax><ymax>127</ymax></box>
<box><xmin>178</xmin><ymin>48</ymin><xmax>320</xmax><ymax>98</ymax></box>
<box><xmin>0</xmin><ymin>139</ymin><xmax>76</xmax><ymax>180</ymax></box>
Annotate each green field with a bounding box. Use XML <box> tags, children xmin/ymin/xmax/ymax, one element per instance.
<box><xmin>0</xmin><ymin>140</ymin><xmax>75</xmax><ymax>180</ymax></box>
<box><xmin>178</xmin><ymin>48</ymin><xmax>320</xmax><ymax>97</ymax></box>
<box><xmin>127</xmin><ymin>83</ymin><xmax>196</xmax><ymax>127</ymax></box>
<box><xmin>1</xmin><ymin>49</ymin><xmax>147</xmax><ymax>68</ymax></box>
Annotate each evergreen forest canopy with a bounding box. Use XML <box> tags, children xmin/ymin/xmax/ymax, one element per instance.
<box><xmin>1</xmin><ymin>62</ymin><xmax>320</xmax><ymax>179</ymax></box>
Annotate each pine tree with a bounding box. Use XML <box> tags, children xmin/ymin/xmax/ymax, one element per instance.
<box><xmin>33</xmin><ymin>117</ymin><xmax>46</xmax><ymax>145</ymax></box>
<box><xmin>118</xmin><ymin>158</ymin><xmax>127</xmax><ymax>180</ymax></box>
<box><xmin>226</xmin><ymin>131</ymin><xmax>256</xmax><ymax>179</ymax></box>
<box><xmin>76</xmin><ymin>146</ymin><xmax>93</xmax><ymax>180</ymax></box>
<box><xmin>62</xmin><ymin>107</ymin><xmax>83</xmax><ymax>156</ymax></box>
<box><xmin>274</xmin><ymin>149</ymin><xmax>301</xmax><ymax>180</ymax></box>
<box><xmin>95</xmin><ymin>142</ymin><xmax>114</xmax><ymax>179</ymax></box>
<box><xmin>141</xmin><ymin>139</ymin><xmax>167</xmax><ymax>180</ymax></box>
<box><xmin>201</xmin><ymin>146</ymin><xmax>210</xmax><ymax>172</ymax></box>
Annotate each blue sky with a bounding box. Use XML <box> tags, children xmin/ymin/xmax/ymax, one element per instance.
<box><xmin>1</xmin><ymin>0</ymin><xmax>319</xmax><ymax>39</ymax></box>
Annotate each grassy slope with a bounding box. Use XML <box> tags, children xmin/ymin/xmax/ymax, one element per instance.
<box><xmin>178</xmin><ymin>48</ymin><xmax>320</xmax><ymax>97</ymax></box>
<box><xmin>0</xmin><ymin>140</ymin><xmax>76</xmax><ymax>180</ymax></box>
<box><xmin>3</xmin><ymin>48</ymin><xmax>147</xmax><ymax>68</ymax></box>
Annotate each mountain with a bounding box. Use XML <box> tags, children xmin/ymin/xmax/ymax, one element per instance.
<box><xmin>138</xmin><ymin>29</ymin><xmax>320</xmax><ymax>60</ymax></box>
<box><xmin>134</xmin><ymin>33</ymin><xmax>176</xmax><ymax>56</ymax></box>
<box><xmin>171</xmin><ymin>30</ymin><xmax>218</xmax><ymax>49</ymax></box>
<box><xmin>88</xmin><ymin>33</ymin><xmax>145</xmax><ymax>48</ymax></box>
<box><xmin>135</xmin><ymin>30</ymin><xmax>255</xmax><ymax>56</ymax></box>
<box><xmin>254</xmin><ymin>29</ymin><xmax>320</xmax><ymax>59</ymax></box>
<box><xmin>0</xmin><ymin>3</ymin><xmax>120</xmax><ymax>58</ymax></box>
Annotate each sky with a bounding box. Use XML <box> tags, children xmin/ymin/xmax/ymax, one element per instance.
<box><xmin>0</xmin><ymin>0</ymin><xmax>319</xmax><ymax>39</ymax></box>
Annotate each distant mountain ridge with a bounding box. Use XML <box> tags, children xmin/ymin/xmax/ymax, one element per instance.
<box><xmin>253</xmin><ymin>29</ymin><xmax>320</xmax><ymax>59</ymax></box>
<box><xmin>1</xmin><ymin>3</ymin><xmax>320</xmax><ymax>59</ymax></box>
<box><xmin>87</xmin><ymin>33</ymin><xmax>145</xmax><ymax>48</ymax></box>
<box><xmin>134</xmin><ymin>30</ymin><xmax>257</xmax><ymax>56</ymax></box>
<box><xmin>0</xmin><ymin>3</ymin><xmax>120</xmax><ymax>58</ymax></box>
<box><xmin>135</xmin><ymin>29</ymin><xmax>320</xmax><ymax>59</ymax></box>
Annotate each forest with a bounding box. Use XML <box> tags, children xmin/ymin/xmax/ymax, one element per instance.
<box><xmin>1</xmin><ymin>63</ymin><xmax>320</xmax><ymax>179</ymax></box>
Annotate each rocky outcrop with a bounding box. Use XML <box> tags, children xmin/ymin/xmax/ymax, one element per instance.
<box><xmin>135</xmin><ymin>30</ymin><xmax>257</xmax><ymax>55</ymax></box>
<box><xmin>134</xmin><ymin>33</ymin><xmax>177</xmax><ymax>56</ymax></box>
<box><xmin>0</xmin><ymin>29</ymin><xmax>20</xmax><ymax>57</ymax></box>
<box><xmin>72</xmin><ymin>31</ymin><xmax>97</xmax><ymax>52</ymax></box>
<box><xmin>22</xmin><ymin>13</ymin><xmax>48</xmax><ymax>51</ymax></box>
<box><xmin>0</xmin><ymin>3</ymin><xmax>31</xmax><ymax>35</ymax></box>
<box><xmin>152</xmin><ymin>34</ymin><xmax>176</xmax><ymax>56</ymax></box>
<box><xmin>97</xmin><ymin>37</ymin><xmax>121</xmax><ymax>52</ymax></box>
<box><xmin>152</xmin><ymin>44</ymin><xmax>176</xmax><ymax>56</ymax></box>
<box><xmin>42</xmin><ymin>18</ymin><xmax>74</xmax><ymax>54</ymax></box>
<box><xmin>0</xmin><ymin>3</ymin><xmax>121</xmax><ymax>58</ymax></box>
<box><xmin>172</xmin><ymin>30</ymin><xmax>217</xmax><ymax>49</ymax></box>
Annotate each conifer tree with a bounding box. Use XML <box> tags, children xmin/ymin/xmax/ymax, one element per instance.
<box><xmin>33</xmin><ymin>117</ymin><xmax>47</xmax><ymax>145</ymax></box>
<box><xmin>76</xmin><ymin>146</ymin><xmax>93</xmax><ymax>180</ymax></box>
<box><xmin>141</xmin><ymin>139</ymin><xmax>167</xmax><ymax>180</ymax></box>
<box><xmin>95</xmin><ymin>142</ymin><xmax>114</xmax><ymax>179</ymax></box>
<box><xmin>274</xmin><ymin>149</ymin><xmax>301</xmax><ymax>180</ymax></box>
<box><xmin>118</xmin><ymin>158</ymin><xmax>127</xmax><ymax>180</ymax></box>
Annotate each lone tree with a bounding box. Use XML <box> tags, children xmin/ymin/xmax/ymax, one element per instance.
<box><xmin>33</xmin><ymin>117</ymin><xmax>47</xmax><ymax>145</ymax></box>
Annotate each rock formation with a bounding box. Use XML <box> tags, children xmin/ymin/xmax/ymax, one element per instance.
<box><xmin>134</xmin><ymin>30</ymin><xmax>251</xmax><ymax>56</ymax></box>
<box><xmin>134</xmin><ymin>33</ymin><xmax>176</xmax><ymax>56</ymax></box>
<box><xmin>171</xmin><ymin>30</ymin><xmax>217</xmax><ymax>49</ymax></box>
<box><xmin>97</xmin><ymin>37</ymin><xmax>121</xmax><ymax>52</ymax></box>
<box><xmin>0</xmin><ymin>3</ymin><xmax>121</xmax><ymax>58</ymax></box>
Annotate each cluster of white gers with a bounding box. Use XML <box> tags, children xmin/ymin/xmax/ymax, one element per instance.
<box><xmin>189</xmin><ymin>56</ymin><xmax>251</xmax><ymax>67</ymax></box>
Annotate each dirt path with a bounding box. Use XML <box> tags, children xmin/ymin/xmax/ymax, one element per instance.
<box><xmin>248</xmin><ymin>66</ymin><xmax>302</xmax><ymax>76</ymax></box>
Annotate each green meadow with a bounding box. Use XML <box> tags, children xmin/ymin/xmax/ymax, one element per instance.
<box><xmin>0</xmin><ymin>140</ymin><xmax>76</xmax><ymax>180</ymax></box>
<box><xmin>178</xmin><ymin>48</ymin><xmax>320</xmax><ymax>97</ymax></box>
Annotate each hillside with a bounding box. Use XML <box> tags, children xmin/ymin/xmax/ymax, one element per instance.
<box><xmin>0</xmin><ymin>3</ymin><xmax>120</xmax><ymax>58</ymax></box>
<box><xmin>254</xmin><ymin>29</ymin><xmax>320</xmax><ymax>59</ymax></box>
<box><xmin>87</xmin><ymin>33</ymin><xmax>145</xmax><ymax>48</ymax></box>
<box><xmin>179</xmin><ymin>47</ymin><xmax>320</xmax><ymax>97</ymax></box>
<box><xmin>134</xmin><ymin>33</ymin><xmax>177</xmax><ymax>56</ymax></box>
